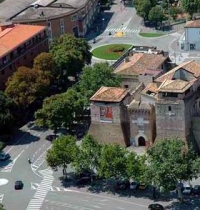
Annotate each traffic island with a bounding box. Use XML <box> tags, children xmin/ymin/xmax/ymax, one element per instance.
<box><xmin>91</xmin><ymin>44</ymin><xmax>132</xmax><ymax>60</ymax></box>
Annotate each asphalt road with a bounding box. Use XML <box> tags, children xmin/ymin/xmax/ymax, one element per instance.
<box><xmin>0</xmin><ymin>123</ymin><xmax>54</xmax><ymax>210</ymax></box>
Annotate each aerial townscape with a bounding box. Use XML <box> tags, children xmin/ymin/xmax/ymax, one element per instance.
<box><xmin>2</xmin><ymin>0</ymin><xmax>200</xmax><ymax>210</ymax></box>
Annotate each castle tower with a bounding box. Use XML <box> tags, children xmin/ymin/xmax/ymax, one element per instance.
<box><xmin>128</xmin><ymin>100</ymin><xmax>156</xmax><ymax>147</ymax></box>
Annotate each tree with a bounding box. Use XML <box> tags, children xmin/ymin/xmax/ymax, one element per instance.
<box><xmin>33</xmin><ymin>52</ymin><xmax>54</xmax><ymax>73</ymax></box>
<box><xmin>134</xmin><ymin>0</ymin><xmax>152</xmax><ymax>19</ymax></box>
<box><xmin>126</xmin><ymin>152</ymin><xmax>147</xmax><ymax>181</ymax></box>
<box><xmin>35</xmin><ymin>92</ymin><xmax>74</xmax><ymax>131</ymax></box>
<box><xmin>46</xmin><ymin>135</ymin><xmax>78</xmax><ymax>175</ymax></box>
<box><xmin>35</xmin><ymin>87</ymin><xmax>85</xmax><ymax>130</ymax></box>
<box><xmin>181</xmin><ymin>0</ymin><xmax>200</xmax><ymax>16</ymax></box>
<box><xmin>0</xmin><ymin>204</ymin><xmax>5</xmax><ymax>210</ymax></box>
<box><xmin>50</xmin><ymin>34</ymin><xmax>92</xmax><ymax>79</ymax></box>
<box><xmin>98</xmin><ymin>144</ymin><xmax>128</xmax><ymax>180</ymax></box>
<box><xmin>73</xmin><ymin>135</ymin><xmax>102</xmax><ymax>174</ymax></box>
<box><xmin>146</xmin><ymin>139</ymin><xmax>200</xmax><ymax>191</ymax></box>
<box><xmin>5</xmin><ymin>67</ymin><xmax>50</xmax><ymax>110</ymax></box>
<box><xmin>148</xmin><ymin>6</ymin><xmax>166</xmax><ymax>24</ymax></box>
<box><xmin>77</xmin><ymin>62</ymin><xmax>121</xmax><ymax>104</ymax></box>
<box><xmin>0</xmin><ymin>91</ymin><xmax>16</xmax><ymax>135</ymax></box>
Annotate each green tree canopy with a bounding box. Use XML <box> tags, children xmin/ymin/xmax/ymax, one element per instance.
<box><xmin>134</xmin><ymin>0</ymin><xmax>152</xmax><ymax>19</ymax></box>
<box><xmin>98</xmin><ymin>144</ymin><xmax>128</xmax><ymax>180</ymax></box>
<box><xmin>35</xmin><ymin>87</ymin><xmax>84</xmax><ymax>131</ymax></box>
<box><xmin>181</xmin><ymin>0</ymin><xmax>200</xmax><ymax>16</ymax></box>
<box><xmin>0</xmin><ymin>91</ymin><xmax>16</xmax><ymax>135</ymax></box>
<box><xmin>73</xmin><ymin>135</ymin><xmax>102</xmax><ymax>174</ymax></box>
<box><xmin>0</xmin><ymin>204</ymin><xmax>5</xmax><ymax>210</ymax></box>
<box><xmin>146</xmin><ymin>139</ymin><xmax>200</xmax><ymax>191</ymax></box>
<box><xmin>33</xmin><ymin>52</ymin><xmax>54</xmax><ymax>72</ymax></box>
<box><xmin>76</xmin><ymin>62</ymin><xmax>121</xmax><ymax>104</ymax></box>
<box><xmin>148</xmin><ymin>6</ymin><xmax>166</xmax><ymax>23</ymax></box>
<box><xmin>46</xmin><ymin>135</ymin><xmax>78</xmax><ymax>174</ymax></box>
<box><xmin>126</xmin><ymin>152</ymin><xmax>147</xmax><ymax>181</ymax></box>
<box><xmin>5</xmin><ymin>66</ymin><xmax>50</xmax><ymax>110</ymax></box>
<box><xmin>50</xmin><ymin>34</ymin><xmax>91</xmax><ymax>78</ymax></box>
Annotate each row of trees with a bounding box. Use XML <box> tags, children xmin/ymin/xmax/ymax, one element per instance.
<box><xmin>0</xmin><ymin>34</ymin><xmax>92</xmax><ymax>136</ymax></box>
<box><xmin>34</xmin><ymin>62</ymin><xmax>121</xmax><ymax>131</ymax></box>
<box><xmin>46</xmin><ymin>135</ymin><xmax>200</xmax><ymax>192</ymax></box>
<box><xmin>134</xmin><ymin>0</ymin><xmax>200</xmax><ymax>21</ymax></box>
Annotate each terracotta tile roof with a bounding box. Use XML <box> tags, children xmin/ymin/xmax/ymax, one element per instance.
<box><xmin>155</xmin><ymin>60</ymin><xmax>200</xmax><ymax>82</ymax></box>
<box><xmin>143</xmin><ymin>82</ymin><xmax>158</xmax><ymax>93</ymax></box>
<box><xmin>0</xmin><ymin>24</ymin><xmax>46</xmax><ymax>58</ymax></box>
<box><xmin>158</xmin><ymin>79</ymin><xmax>192</xmax><ymax>93</ymax></box>
<box><xmin>114</xmin><ymin>53</ymin><xmax>167</xmax><ymax>76</ymax></box>
<box><xmin>185</xmin><ymin>20</ymin><xmax>200</xmax><ymax>28</ymax></box>
<box><xmin>90</xmin><ymin>86</ymin><xmax>129</xmax><ymax>102</ymax></box>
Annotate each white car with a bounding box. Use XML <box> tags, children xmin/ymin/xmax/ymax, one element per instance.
<box><xmin>183</xmin><ymin>185</ymin><xmax>192</xmax><ymax>195</ymax></box>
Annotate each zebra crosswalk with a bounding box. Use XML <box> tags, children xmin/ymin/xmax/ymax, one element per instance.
<box><xmin>26</xmin><ymin>168</ymin><xmax>54</xmax><ymax>210</ymax></box>
<box><xmin>105</xmin><ymin>27</ymin><xmax>141</xmax><ymax>34</ymax></box>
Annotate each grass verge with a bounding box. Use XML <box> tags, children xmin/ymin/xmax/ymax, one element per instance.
<box><xmin>139</xmin><ymin>32</ymin><xmax>165</xmax><ymax>37</ymax></box>
<box><xmin>92</xmin><ymin>44</ymin><xmax>132</xmax><ymax>60</ymax></box>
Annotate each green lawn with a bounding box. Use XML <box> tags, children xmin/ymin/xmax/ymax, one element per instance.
<box><xmin>92</xmin><ymin>44</ymin><xmax>132</xmax><ymax>60</ymax></box>
<box><xmin>139</xmin><ymin>32</ymin><xmax>165</xmax><ymax>37</ymax></box>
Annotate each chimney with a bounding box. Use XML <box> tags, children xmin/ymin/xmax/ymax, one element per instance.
<box><xmin>0</xmin><ymin>22</ymin><xmax>14</xmax><ymax>32</ymax></box>
<box><xmin>124</xmin><ymin>57</ymin><xmax>129</xmax><ymax>63</ymax></box>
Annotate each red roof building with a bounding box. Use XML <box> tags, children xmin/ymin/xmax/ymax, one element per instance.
<box><xmin>0</xmin><ymin>23</ymin><xmax>48</xmax><ymax>89</ymax></box>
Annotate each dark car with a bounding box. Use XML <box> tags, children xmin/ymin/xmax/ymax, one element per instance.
<box><xmin>148</xmin><ymin>203</ymin><xmax>165</xmax><ymax>210</ymax></box>
<box><xmin>45</xmin><ymin>134</ymin><xmax>59</xmax><ymax>141</ymax></box>
<box><xmin>115</xmin><ymin>180</ymin><xmax>130</xmax><ymax>190</ymax></box>
<box><xmin>0</xmin><ymin>152</ymin><xmax>10</xmax><ymax>161</ymax></box>
<box><xmin>130</xmin><ymin>181</ymin><xmax>140</xmax><ymax>191</ymax></box>
<box><xmin>75</xmin><ymin>177</ymin><xmax>91</xmax><ymax>185</ymax></box>
<box><xmin>192</xmin><ymin>185</ymin><xmax>200</xmax><ymax>195</ymax></box>
<box><xmin>15</xmin><ymin>180</ymin><xmax>23</xmax><ymax>190</ymax></box>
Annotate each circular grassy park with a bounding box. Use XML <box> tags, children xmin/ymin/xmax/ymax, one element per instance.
<box><xmin>91</xmin><ymin>44</ymin><xmax>132</xmax><ymax>60</ymax></box>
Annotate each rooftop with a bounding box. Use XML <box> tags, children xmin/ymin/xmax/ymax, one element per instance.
<box><xmin>0</xmin><ymin>0</ymin><xmax>87</xmax><ymax>21</ymax></box>
<box><xmin>155</xmin><ymin>60</ymin><xmax>200</xmax><ymax>82</ymax></box>
<box><xmin>158</xmin><ymin>79</ymin><xmax>192</xmax><ymax>93</ymax></box>
<box><xmin>185</xmin><ymin>20</ymin><xmax>200</xmax><ymax>28</ymax></box>
<box><xmin>0</xmin><ymin>24</ymin><xmax>46</xmax><ymax>58</ymax></box>
<box><xmin>114</xmin><ymin>53</ymin><xmax>167</xmax><ymax>76</ymax></box>
<box><xmin>90</xmin><ymin>86</ymin><xmax>129</xmax><ymax>102</ymax></box>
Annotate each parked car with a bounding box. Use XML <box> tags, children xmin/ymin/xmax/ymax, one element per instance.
<box><xmin>0</xmin><ymin>152</ymin><xmax>10</xmax><ymax>161</ymax></box>
<box><xmin>139</xmin><ymin>182</ymin><xmax>147</xmax><ymax>190</ymax></box>
<box><xmin>75</xmin><ymin>177</ymin><xmax>91</xmax><ymax>185</ymax></box>
<box><xmin>183</xmin><ymin>185</ymin><xmax>192</xmax><ymax>195</ymax></box>
<box><xmin>15</xmin><ymin>180</ymin><xmax>24</xmax><ymax>190</ymax></box>
<box><xmin>192</xmin><ymin>185</ymin><xmax>200</xmax><ymax>195</ymax></box>
<box><xmin>115</xmin><ymin>179</ymin><xmax>130</xmax><ymax>190</ymax></box>
<box><xmin>148</xmin><ymin>203</ymin><xmax>165</xmax><ymax>210</ymax></box>
<box><xmin>130</xmin><ymin>181</ymin><xmax>140</xmax><ymax>191</ymax></box>
<box><xmin>45</xmin><ymin>134</ymin><xmax>59</xmax><ymax>141</ymax></box>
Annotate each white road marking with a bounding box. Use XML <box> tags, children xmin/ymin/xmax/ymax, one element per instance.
<box><xmin>1</xmin><ymin>150</ymin><xmax>24</xmax><ymax>173</ymax></box>
<box><xmin>0</xmin><ymin>194</ymin><xmax>4</xmax><ymax>203</ymax></box>
<box><xmin>27</xmin><ymin>169</ymin><xmax>54</xmax><ymax>210</ymax></box>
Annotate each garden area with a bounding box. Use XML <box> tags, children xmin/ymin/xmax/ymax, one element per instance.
<box><xmin>91</xmin><ymin>44</ymin><xmax>132</xmax><ymax>60</ymax></box>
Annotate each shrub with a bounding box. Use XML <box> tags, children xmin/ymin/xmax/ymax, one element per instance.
<box><xmin>109</xmin><ymin>45</ymin><xmax>125</xmax><ymax>53</ymax></box>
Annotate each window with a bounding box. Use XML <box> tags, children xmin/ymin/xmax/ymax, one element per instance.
<box><xmin>47</xmin><ymin>21</ymin><xmax>51</xmax><ymax>28</ymax></box>
<box><xmin>2</xmin><ymin>56</ymin><xmax>7</xmax><ymax>64</ymax></box>
<box><xmin>1</xmin><ymin>69</ymin><xmax>5</xmax><ymax>75</ymax></box>
<box><xmin>124</xmin><ymin>85</ymin><xmax>129</xmax><ymax>88</ymax></box>
<box><xmin>190</xmin><ymin>44</ymin><xmax>196</xmax><ymax>50</ymax></box>
<box><xmin>9</xmin><ymin>65</ymin><xmax>12</xmax><ymax>70</ymax></box>
<box><xmin>71</xmin><ymin>14</ymin><xmax>78</xmax><ymax>21</ymax></box>
<box><xmin>168</xmin><ymin>106</ymin><xmax>171</xmax><ymax>111</ymax></box>
<box><xmin>60</xmin><ymin>19</ymin><xmax>65</xmax><ymax>35</ymax></box>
